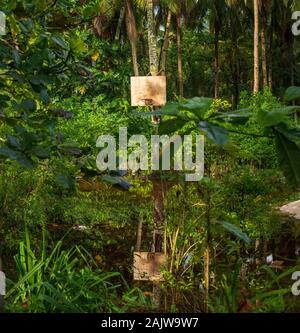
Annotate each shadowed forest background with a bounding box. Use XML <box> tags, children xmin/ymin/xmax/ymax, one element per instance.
<box><xmin>1</xmin><ymin>0</ymin><xmax>300</xmax><ymax>313</ymax></box>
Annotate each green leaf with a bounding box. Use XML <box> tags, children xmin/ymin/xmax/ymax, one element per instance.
<box><xmin>275</xmin><ymin>123</ymin><xmax>300</xmax><ymax>144</ymax></box>
<box><xmin>19</xmin><ymin>18</ymin><xmax>34</xmax><ymax>33</ymax></box>
<box><xmin>51</xmin><ymin>35</ymin><xmax>69</xmax><ymax>50</ymax></box>
<box><xmin>21</xmin><ymin>99</ymin><xmax>37</xmax><ymax>113</ymax></box>
<box><xmin>0</xmin><ymin>147</ymin><xmax>36</xmax><ymax>168</ymax></box>
<box><xmin>180</xmin><ymin>97</ymin><xmax>213</xmax><ymax>120</ymax></box>
<box><xmin>212</xmin><ymin>109</ymin><xmax>251</xmax><ymax>125</ymax></box>
<box><xmin>12</xmin><ymin>48</ymin><xmax>21</xmax><ymax>67</ymax></box>
<box><xmin>29</xmin><ymin>75</ymin><xmax>52</xmax><ymax>86</ymax></box>
<box><xmin>158</xmin><ymin>118</ymin><xmax>187</xmax><ymax>135</ymax></box>
<box><xmin>285</xmin><ymin>86</ymin><xmax>300</xmax><ymax>102</ymax></box>
<box><xmin>55</xmin><ymin>173</ymin><xmax>75</xmax><ymax>191</ymax></box>
<box><xmin>58</xmin><ymin>141</ymin><xmax>82</xmax><ymax>156</ymax></box>
<box><xmin>0</xmin><ymin>94</ymin><xmax>10</xmax><ymax>107</ymax></box>
<box><xmin>198</xmin><ymin>121</ymin><xmax>229</xmax><ymax>147</ymax></box>
<box><xmin>132</xmin><ymin>102</ymin><xmax>180</xmax><ymax>117</ymax></box>
<box><xmin>40</xmin><ymin>89</ymin><xmax>50</xmax><ymax>105</ymax></box>
<box><xmin>70</xmin><ymin>37</ymin><xmax>86</xmax><ymax>53</ymax></box>
<box><xmin>101</xmin><ymin>175</ymin><xmax>132</xmax><ymax>191</ymax></box>
<box><xmin>218</xmin><ymin>221</ymin><xmax>251</xmax><ymax>244</ymax></box>
<box><xmin>30</xmin><ymin>146</ymin><xmax>51</xmax><ymax>159</ymax></box>
<box><xmin>7</xmin><ymin>135</ymin><xmax>21</xmax><ymax>149</ymax></box>
<box><xmin>257</xmin><ymin>109</ymin><xmax>288</xmax><ymax>128</ymax></box>
<box><xmin>274</xmin><ymin>131</ymin><xmax>300</xmax><ymax>187</ymax></box>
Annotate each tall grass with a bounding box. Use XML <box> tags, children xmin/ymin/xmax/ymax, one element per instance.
<box><xmin>5</xmin><ymin>227</ymin><xmax>126</xmax><ymax>313</ymax></box>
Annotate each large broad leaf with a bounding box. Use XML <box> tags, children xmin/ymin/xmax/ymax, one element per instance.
<box><xmin>275</xmin><ymin>123</ymin><xmax>300</xmax><ymax>143</ymax></box>
<box><xmin>30</xmin><ymin>146</ymin><xmax>51</xmax><ymax>159</ymax></box>
<box><xmin>257</xmin><ymin>106</ymin><xmax>300</xmax><ymax>129</ymax></box>
<box><xmin>58</xmin><ymin>141</ymin><xmax>82</xmax><ymax>157</ymax></box>
<box><xmin>212</xmin><ymin>109</ymin><xmax>251</xmax><ymax>125</ymax></box>
<box><xmin>7</xmin><ymin>135</ymin><xmax>21</xmax><ymax>149</ymax></box>
<box><xmin>285</xmin><ymin>86</ymin><xmax>300</xmax><ymax>102</ymax></box>
<box><xmin>51</xmin><ymin>35</ymin><xmax>69</xmax><ymax>50</ymax></box>
<box><xmin>0</xmin><ymin>147</ymin><xmax>36</xmax><ymax>168</ymax></box>
<box><xmin>180</xmin><ymin>97</ymin><xmax>213</xmax><ymax>120</ymax></box>
<box><xmin>12</xmin><ymin>48</ymin><xmax>21</xmax><ymax>67</ymax></box>
<box><xmin>158</xmin><ymin>118</ymin><xmax>187</xmax><ymax>135</ymax></box>
<box><xmin>198</xmin><ymin>121</ymin><xmax>229</xmax><ymax>147</ymax></box>
<box><xmin>132</xmin><ymin>102</ymin><xmax>180</xmax><ymax>117</ymax></box>
<box><xmin>55</xmin><ymin>173</ymin><xmax>76</xmax><ymax>191</ymax></box>
<box><xmin>218</xmin><ymin>221</ymin><xmax>251</xmax><ymax>244</ymax></box>
<box><xmin>157</xmin><ymin>102</ymin><xmax>180</xmax><ymax>116</ymax></box>
<box><xmin>275</xmin><ymin>131</ymin><xmax>300</xmax><ymax>187</ymax></box>
<box><xmin>257</xmin><ymin>109</ymin><xmax>288</xmax><ymax>128</ymax></box>
<box><xmin>21</xmin><ymin>99</ymin><xmax>37</xmax><ymax>113</ymax></box>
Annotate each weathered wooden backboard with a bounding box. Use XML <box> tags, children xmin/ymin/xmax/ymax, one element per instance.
<box><xmin>133</xmin><ymin>252</ymin><xmax>166</xmax><ymax>281</ymax></box>
<box><xmin>131</xmin><ymin>76</ymin><xmax>167</xmax><ymax>107</ymax></box>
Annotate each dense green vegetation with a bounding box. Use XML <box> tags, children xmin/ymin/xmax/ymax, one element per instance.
<box><xmin>0</xmin><ymin>0</ymin><xmax>300</xmax><ymax>313</ymax></box>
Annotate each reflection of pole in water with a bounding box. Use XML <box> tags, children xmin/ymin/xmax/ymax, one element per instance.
<box><xmin>0</xmin><ymin>241</ymin><xmax>4</xmax><ymax>313</ymax></box>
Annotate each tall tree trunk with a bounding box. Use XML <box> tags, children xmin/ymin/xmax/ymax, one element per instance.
<box><xmin>289</xmin><ymin>33</ymin><xmax>295</xmax><ymax>87</ymax></box>
<box><xmin>268</xmin><ymin>9</ymin><xmax>273</xmax><ymax>92</ymax></box>
<box><xmin>160</xmin><ymin>10</ymin><xmax>172</xmax><ymax>75</ymax></box>
<box><xmin>253</xmin><ymin>0</ymin><xmax>260</xmax><ymax>93</ymax></box>
<box><xmin>147</xmin><ymin>0</ymin><xmax>158</xmax><ymax>75</ymax></box>
<box><xmin>147</xmin><ymin>0</ymin><xmax>164</xmax><ymax>309</ymax></box>
<box><xmin>230</xmin><ymin>12</ymin><xmax>239</xmax><ymax>109</ymax></box>
<box><xmin>176</xmin><ymin>11</ymin><xmax>184</xmax><ymax>97</ymax></box>
<box><xmin>115</xmin><ymin>6</ymin><xmax>125</xmax><ymax>41</ymax></box>
<box><xmin>147</xmin><ymin>0</ymin><xmax>165</xmax><ymax>308</ymax></box>
<box><xmin>125</xmin><ymin>0</ymin><xmax>139</xmax><ymax>76</ymax></box>
<box><xmin>261</xmin><ymin>8</ymin><xmax>268</xmax><ymax>89</ymax></box>
<box><xmin>146</xmin><ymin>0</ymin><xmax>162</xmax><ymax>252</ymax></box>
<box><xmin>214</xmin><ymin>18</ymin><xmax>220</xmax><ymax>99</ymax></box>
<box><xmin>0</xmin><ymin>255</ymin><xmax>4</xmax><ymax>313</ymax></box>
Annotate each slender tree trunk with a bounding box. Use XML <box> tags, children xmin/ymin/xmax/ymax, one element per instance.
<box><xmin>288</xmin><ymin>27</ymin><xmax>297</xmax><ymax>121</ymax></box>
<box><xmin>290</xmin><ymin>38</ymin><xmax>295</xmax><ymax>87</ymax></box>
<box><xmin>253</xmin><ymin>0</ymin><xmax>260</xmax><ymax>93</ymax></box>
<box><xmin>147</xmin><ymin>0</ymin><xmax>164</xmax><ymax>309</ymax></box>
<box><xmin>136</xmin><ymin>219</ymin><xmax>143</xmax><ymax>251</ymax></box>
<box><xmin>176</xmin><ymin>11</ymin><xmax>184</xmax><ymax>97</ymax></box>
<box><xmin>115</xmin><ymin>6</ymin><xmax>125</xmax><ymax>41</ymax></box>
<box><xmin>268</xmin><ymin>10</ymin><xmax>273</xmax><ymax>92</ymax></box>
<box><xmin>261</xmin><ymin>9</ymin><xmax>268</xmax><ymax>89</ymax></box>
<box><xmin>125</xmin><ymin>0</ymin><xmax>139</xmax><ymax>76</ymax></box>
<box><xmin>147</xmin><ymin>0</ymin><xmax>162</xmax><ymax>248</ymax></box>
<box><xmin>214</xmin><ymin>18</ymin><xmax>220</xmax><ymax>99</ymax></box>
<box><xmin>0</xmin><ymin>255</ymin><xmax>4</xmax><ymax>313</ymax></box>
<box><xmin>160</xmin><ymin>10</ymin><xmax>172</xmax><ymax>75</ymax></box>
<box><xmin>230</xmin><ymin>12</ymin><xmax>239</xmax><ymax>109</ymax></box>
<box><xmin>147</xmin><ymin>0</ymin><xmax>158</xmax><ymax>75</ymax></box>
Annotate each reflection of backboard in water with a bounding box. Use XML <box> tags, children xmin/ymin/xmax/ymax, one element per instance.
<box><xmin>133</xmin><ymin>252</ymin><xmax>166</xmax><ymax>281</ymax></box>
<box><xmin>130</xmin><ymin>76</ymin><xmax>166</xmax><ymax>107</ymax></box>
<box><xmin>0</xmin><ymin>11</ymin><xmax>5</xmax><ymax>36</ymax></box>
<box><xmin>0</xmin><ymin>271</ymin><xmax>5</xmax><ymax>296</ymax></box>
